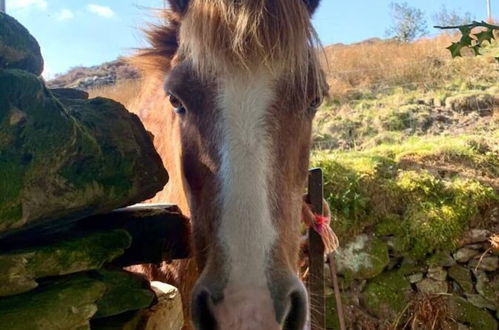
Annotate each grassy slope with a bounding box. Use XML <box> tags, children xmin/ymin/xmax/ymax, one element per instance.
<box><xmin>313</xmin><ymin>36</ymin><xmax>499</xmax><ymax>259</ymax></box>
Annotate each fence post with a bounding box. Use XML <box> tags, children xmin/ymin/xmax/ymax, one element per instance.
<box><xmin>308</xmin><ymin>168</ymin><xmax>325</xmax><ymax>330</ymax></box>
<box><xmin>0</xmin><ymin>0</ymin><xmax>5</xmax><ymax>13</ymax></box>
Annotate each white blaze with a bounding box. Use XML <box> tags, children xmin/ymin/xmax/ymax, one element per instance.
<box><xmin>218</xmin><ymin>69</ymin><xmax>276</xmax><ymax>287</ymax></box>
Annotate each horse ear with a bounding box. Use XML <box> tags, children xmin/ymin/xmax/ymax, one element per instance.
<box><xmin>167</xmin><ymin>0</ymin><xmax>190</xmax><ymax>14</ymax></box>
<box><xmin>303</xmin><ymin>0</ymin><xmax>321</xmax><ymax>14</ymax></box>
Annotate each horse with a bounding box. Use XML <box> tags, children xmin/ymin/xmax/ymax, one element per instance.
<box><xmin>129</xmin><ymin>0</ymin><xmax>326</xmax><ymax>329</ymax></box>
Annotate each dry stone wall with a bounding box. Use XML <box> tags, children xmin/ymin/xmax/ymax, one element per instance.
<box><xmin>0</xmin><ymin>13</ymin><xmax>184</xmax><ymax>330</ymax></box>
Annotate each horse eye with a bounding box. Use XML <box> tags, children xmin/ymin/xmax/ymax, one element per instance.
<box><xmin>168</xmin><ymin>93</ymin><xmax>186</xmax><ymax>114</ymax></box>
<box><xmin>310</xmin><ymin>97</ymin><xmax>322</xmax><ymax>109</ymax></box>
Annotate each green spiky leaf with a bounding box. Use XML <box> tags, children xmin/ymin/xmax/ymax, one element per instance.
<box><xmin>475</xmin><ymin>29</ymin><xmax>495</xmax><ymax>45</ymax></box>
<box><xmin>447</xmin><ymin>42</ymin><xmax>465</xmax><ymax>58</ymax></box>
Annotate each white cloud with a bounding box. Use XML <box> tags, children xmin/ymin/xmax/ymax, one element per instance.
<box><xmin>86</xmin><ymin>4</ymin><xmax>115</xmax><ymax>18</ymax></box>
<box><xmin>8</xmin><ymin>0</ymin><xmax>48</xmax><ymax>11</ymax></box>
<box><xmin>55</xmin><ymin>8</ymin><xmax>74</xmax><ymax>21</ymax></box>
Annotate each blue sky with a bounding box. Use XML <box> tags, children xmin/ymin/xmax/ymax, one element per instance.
<box><xmin>6</xmin><ymin>0</ymin><xmax>497</xmax><ymax>78</ymax></box>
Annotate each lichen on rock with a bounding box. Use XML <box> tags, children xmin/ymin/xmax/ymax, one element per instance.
<box><xmin>335</xmin><ymin>234</ymin><xmax>389</xmax><ymax>280</ymax></box>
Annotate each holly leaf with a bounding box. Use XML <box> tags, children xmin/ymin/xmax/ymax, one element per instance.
<box><xmin>471</xmin><ymin>45</ymin><xmax>481</xmax><ymax>56</ymax></box>
<box><xmin>475</xmin><ymin>29</ymin><xmax>495</xmax><ymax>45</ymax></box>
<box><xmin>447</xmin><ymin>42</ymin><xmax>465</xmax><ymax>57</ymax></box>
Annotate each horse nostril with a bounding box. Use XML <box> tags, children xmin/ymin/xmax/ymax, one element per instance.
<box><xmin>192</xmin><ymin>288</ymin><xmax>217</xmax><ymax>330</ymax></box>
<box><xmin>283</xmin><ymin>286</ymin><xmax>308</xmax><ymax>330</ymax></box>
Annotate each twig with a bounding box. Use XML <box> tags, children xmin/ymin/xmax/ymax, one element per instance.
<box><xmin>434</xmin><ymin>20</ymin><xmax>499</xmax><ymax>30</ymax></box>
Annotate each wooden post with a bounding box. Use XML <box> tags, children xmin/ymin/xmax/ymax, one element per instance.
<box><xmin>0</xmin><ymin>0</ymin><xmax>5</xmax><ymax>13</ymax></box>
<box><xmin>307</xmin><ymin>168</ymin><xmax>325</xmax><ymax>330</ymax></box>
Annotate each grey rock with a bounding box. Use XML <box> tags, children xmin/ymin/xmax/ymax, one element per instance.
<box><xmin>448</xmin><ymin>264</ymin><xmax>473</xmax><ymax>294</ymax></box>
<box><xmin>469</xmin><ymin>256</ymin><xmax>498</xmax><ymax>272</ymax></box>
<box><xmin>407</xmin><ymin>272</ymin><xmax>424</xmax><ymax>283</ymax></box>
<box><xmin>475</xmin><ymin>271</ymin><xmax>498</xmax><ymax>306</ymax></box>
<box><xmin>428</xmin><ymin>266</ymin><xmax>447</xmax><ymax>281</ymax></box>
<box><xmin>465</xmin><ymin>294</ymin><xmax>496</xmax><ymax>310</ymax></box>
<box><xmin>427</xmin><ymin>252</ymin><xmax>455</xmax><ymax>267</ymax></box>
<box><xmin>453</xmin><ymin>248</ymin><xmax>480</xmax><ymax>263</ymax></box>
<box><xmin>461</xmin><ymin>229</ymin><xmax>492</xmax><ymax>245</ymax></box>
<box><xmin>335</xmin><ymin>234</ymin><xmax>389</xmax><ymax>280</ymax></box>
<box><xmin>416</xmin><ymin>278</ymin><xmax>448</xmax><ymax>294</ymax></box>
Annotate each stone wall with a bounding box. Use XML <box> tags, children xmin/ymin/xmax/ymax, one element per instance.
<box><xmin>326</xmin><ymin>230</ymin><xmax>498</xmax><ymax>329</ymax></box>
<box><xmin>0</xmin><ymin>13</ymin><xmax>184</xmax><ymax>330</ymax></box>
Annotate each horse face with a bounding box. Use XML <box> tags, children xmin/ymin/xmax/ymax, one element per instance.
<box><xmin>161</xmin><ymin>1</ymin><xmax>324</xmax><ymax>329</ymax></box>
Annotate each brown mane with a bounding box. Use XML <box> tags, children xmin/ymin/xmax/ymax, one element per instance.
<box><xmin>131</xmin><ymin>10</ymin><xmax>181</xmax><ymax>75</ymax></box>
<box><xmin>133</xmin><ymin>0</ymin><xmax>326</xmax><ymax>102</ymax></box>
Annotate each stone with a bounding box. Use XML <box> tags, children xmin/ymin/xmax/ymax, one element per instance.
<box><xmin>335</xmin><ymin>234</ymin><xmax>389</xmax><ymax>280</ymax></box>
<box><xmin>475</xmin><ymin>272</ymin><xmax>499</xmax><ymax>307</ymax></box>
<box><xmin>361</xmin><ymin>271</ymin><xmax>413</xmax><ymax>319</ymax></box>
<box><xmin>453</xmin><ymin>248</ymin><xmax>480</xmax><ymax>263</ymax></box>
<box><xmin>0</xmin><ymin>230</ymin><xmax>131</xmax><ymax>297</ymax></box>
<box><xmin>0</xmin><ymin>69</ymin><xmax>168</xmax><ymax>236</ymax></box>
<box><xmin>426</xmin><ymin>252</ymin><xmax>455</xmax><ymax>267</ymax></box>
<box><xmin>427</xmin><ymin>266</ymin><xmax>447</xmax><ymax>281</ymax></box>
<box><xmin>465</xmin><ymin>294</ymin><xmax>496</xmax><ymax>311</ymax></box>
<box><xmin>457</xmin><ymin>323</ymin><xmax>470</xmax><ymax>330</ymax></box>
<box><xmin>50</xmin><ymin>88</ymin><xmax>89</xmax><ymax>100</ymax></box>
<box><xmin>140</xmin><ymin>282</ymin><xmax>184</xmax><ymax>330</ymax></box>
<box><xmin>416</xmin><ymin>278</ymin><xmax>448</xmax><ymax>294</ymax></box>
<box><xmin>448</xmin><ymin>265</ymin><xmax>474</xmax><ymax>294</ymax></box>
<box><xmin>0</xmin><ymin>13</ymin><xmax>43</xmax><ymax>75</ymax></box>
<box><xmin>446</xmin><ymin>295</ymin><xmax>498</xmax><ymax>330</ymax></box>
<box><xmin>461</xmin><ymin>229</ymin><xmax>492</xmax><ymax>245</ymax></box>
<box><xmin>93</xmin><ymin>269</ymin><xmax>155</xmax><ymax>319</ymax></box>
<box><xmin>469</xmin><ymin>256</ymin><xmax>498</xmax><ymax>272</ymax></box>
<box><xmin>407</xmin><ymin>272</ymin><xmax>424</xmax><ymax>283</ymax></box>
<box><xmin>0</xmin><ymin>274</ymin><xmax>106</xmax><ymax>330</ymax></box>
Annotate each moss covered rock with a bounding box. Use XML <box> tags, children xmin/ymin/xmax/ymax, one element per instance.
<box><xmin>448</xmin><ymin>264</ymin><xmax>473</xmax><ymax>294</ymax></box>
<box><xmin>361</xmin><ymin>270</ymin><xmax>413</xmax><ymax>319</ymax></box>
<box><xmin>0</xmin><ymin>274</ymin><xmax>106</xmax><ymax>330</ymax></box>
<box><xmin>0</xmin><ymin>13</ymin><xmax>43</xmax><ymax>75</ymax></box>
<box><xmin>93</xmin><ymin>269</ymin><xmax>154</xmax><ymax>319</ymax></box>
<box><xmin>446</xmin><ymin>295</ymin><xmax>497</xmax><ymax>330</ymax></box>
<box><xmin>335</xmin><ymin>234</ymin><xmax>389</xmax><ymax>280</ymax></box>
<box><xmin>0</xmin><ymin>230</ymin><xmax>131</xmax><ymax>297</ymax></box>
<box><xmin>0</xmin><ymin>69</ymin><xmax>167</xmax><ymax>236</ymax></box>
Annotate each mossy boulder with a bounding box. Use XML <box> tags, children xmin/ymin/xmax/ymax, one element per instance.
<box><xmin>0</xmin><ymin>13</ymin><xmax>43</xmax><ymax>75</ymax></box>
<box><xmin>361</xmin><ymin>270</ymin><xmax>413</xmax><ymax>319</ymax></box>
<box><xmin>0</xmin><ymin>69</ymin><xmax>168</xmax><ymax>236</ymax></box>
<box><xmin>335</xmin><ymin>234</ymin><xmax>389</xmax><ymax>280</ymax></box>
<box><xmin>93</xmin><ymin>269</ymin><xmax>154</xmax><ymax>319</ymax></box>
<box><xmin>0</xmin><ymin>274</ymin><xmax>107</xmax><ymax>330</ymax></box>
<box><xmin>448</xmin><ymin>264</ymin><xmax>473</xmax><ymax>294</ymax></box>
<box><xmin>0</xmin><ymin>229</ymin><xmax>131</xmax><ymax>297</ymax></box>
<box><xmin>446</xmin><ymin>295</ymin><xmax>498</xmax><ymax>330</ymax></box>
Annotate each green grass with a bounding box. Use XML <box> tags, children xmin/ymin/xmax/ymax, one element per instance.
<box><xmin>312</xmin><ymin>135</ymin><xmax>498</xmax><ymax>260</ymax></box>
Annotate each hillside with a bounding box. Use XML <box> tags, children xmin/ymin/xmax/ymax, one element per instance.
<box><xmin>47</xmin><ymin>58</ymin><xmax>139</xmax><ymax>90</ymax></box>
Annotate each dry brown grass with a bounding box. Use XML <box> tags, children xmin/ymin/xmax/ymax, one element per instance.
<box><xmin>397</xmin><ymin>293</ymin><xmax>452</xmax><ymax>330</ymax></box>
<box><xmin>320</xmin><ymin>34</ymin><xmax>498</xmax><ymax>99</ymax></box>
<box><xmin>89</xmin><ymin>34</ymin><xmax>498</xmax><ymax>107</ymax></box>
<box><xmin>87</xmin><ymin>79</ymin><xmax>142</xmax><ymax>110</ymax></box>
